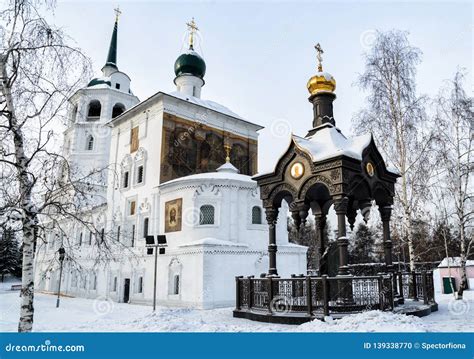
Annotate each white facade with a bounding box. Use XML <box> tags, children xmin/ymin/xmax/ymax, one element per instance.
<box><xmin>34</xmin><ymin>19</ymin><xmax>307</xmax><ymax>309</ymax></box>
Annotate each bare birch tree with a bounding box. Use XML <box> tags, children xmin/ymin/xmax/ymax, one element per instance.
<box><xmin>0</xmin><ymin>0</ymin><xmax>101</xmax><ymax>332</ymax></box>
<box><xmin>353</xmin><ymin>30</ymin><xmax>435</xmax><ymax>271</ymax></box>
<box><xmin>433</xmin><ymin>69</ymin><xmax>473</xmax><ymax>298</ymax></box>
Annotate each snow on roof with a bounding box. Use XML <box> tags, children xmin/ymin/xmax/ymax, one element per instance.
<box><xmin>256</xmin><ymin>125</ymin><xmax>400</xmax><ymax>177</ymax></box>
<box><xmin>179</xmin><ymin>237</ymin><xmax>248</xmax><ymax>248</ymax></box>
<box><xmin>438</xmin><ymin>257</ymin><xmax>474</xmax><ymax>268</ymax></box>
<box><xmin>159</xmin><ymin>169</ymin><xmax>255</xmax><ymax>188</ymax></box>
<box><xmin>314</xmin><ymin>71</ymin><xmax>335</xmax><ymax>81</ymax></box>
<box><xmin>296</xmin><ymin>126</ymin><xmax>372</xmax><ymax>162</ymax></box>
<box><xmin>167</xmin><ymin>91</ymin><xmax>244</xmax><ymax>120</ymax></box>
<box><xmin>216</xmin><ymin>161</ymin><xmax>239</xmax><ymax>174</ymax></box>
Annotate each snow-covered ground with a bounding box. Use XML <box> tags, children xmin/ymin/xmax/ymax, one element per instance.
<box><xmin>1</xmin><ymin>282</ymin><xmax>473</xmax><ymax>332</ymax></box>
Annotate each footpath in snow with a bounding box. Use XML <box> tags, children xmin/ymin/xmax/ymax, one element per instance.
<box><xmin>1</xmin><ymin>287</ymin><xmax>473</xmax><ymax>332</ymax></box>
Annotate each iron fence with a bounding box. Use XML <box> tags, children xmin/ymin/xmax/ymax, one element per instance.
<box><xmin>235</xmin><ymin>271</ymin><xmax>435</xmax><ymax>318</ymax></box>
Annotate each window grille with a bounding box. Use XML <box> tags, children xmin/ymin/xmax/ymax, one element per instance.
<box><xmin>252</xmin><ymin>206</ymin><xmax>262</xmax><ymax>224</ymax></box>
<box><xmin>199</xmin><ymin>205</ymin><xmax>215</xmax><ymax>225</ymax></box>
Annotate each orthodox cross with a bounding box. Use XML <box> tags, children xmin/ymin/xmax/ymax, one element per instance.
<box><xmin>315</xmin><ymin>43</ymin><xmax>324</xmax><ymax>72</ymax></box>
<box><xmin>114</xmin><ymin>6</ymin><xmax>122</xmax><ymax>22</ymax></box>
<box><xmin>186</xmin><ymin>18</ymin><xmax>199</xmax><ymax>49</ymax></box>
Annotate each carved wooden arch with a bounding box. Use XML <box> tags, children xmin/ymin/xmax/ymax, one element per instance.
<box><xmin>298</xmin><ymin>174</ymin><xmax>335</xmax><ymax>200</ymax></box>
<box><xmin>372</xmin><ymin>182</ymin><xmax>394</xmax><ymax>205</ymax></box>
<box><xmin>267</xmin><ymin>182</ymin><xmax>298</xmax><ymax>207</ymax></box>
<box><xmin>347</xmin><ymin>174</ymin><xmax>372</xmax><ymax>200</ymax></box>
<box><xmin>270</xmin><ymin>140</ymin><xmax>316</xmax><ymax>182</ymax></box>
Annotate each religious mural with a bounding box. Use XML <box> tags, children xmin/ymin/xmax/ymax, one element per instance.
<box><xmin>165</xmin><ymin>198</ymin><xmax>182</xmax><ymax>233</ymax></box>
<box><xmin>160</xmin><ymin>113</ymin><xmax>258</xmax><ymax>183</ymax></box>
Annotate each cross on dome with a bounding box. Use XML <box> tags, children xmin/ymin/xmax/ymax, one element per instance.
<box><xmin>186</xmin><ymin>18</ymin><xmax>199</xmax><ymax>50</ymax></box>
<box><xmin>314</xmin><ymin>43</ymin><xmax>324</xmax><ymax>72</ymax></box>
<box><xmin>114</xmin><ymin>6</ymin><xmax>122</xmax><ymax>22</ymax></box>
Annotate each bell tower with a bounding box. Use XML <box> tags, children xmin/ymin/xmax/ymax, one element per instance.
<box><xmin>62</xmin><ymin>8</ymin><xmax>139</xmax><ymax>193</ymax></box>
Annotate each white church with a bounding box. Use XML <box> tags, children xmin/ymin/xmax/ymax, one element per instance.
<box><xmin>34</xmin><ymin>13</ymin><xmax>307</xmax><ymax>308</ymax></box>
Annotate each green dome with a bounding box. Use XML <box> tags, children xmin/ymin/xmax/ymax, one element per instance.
<box><xmin>174</xmin><ymin>50</ymin><xmax>206</xmax><ymax>79</ymax></box>
<box><xmin>87</xmin><ymin>77</ymin><xmax>111</xmax><ymax>87</ymax></box>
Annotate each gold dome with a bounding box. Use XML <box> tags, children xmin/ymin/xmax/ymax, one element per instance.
<box><xmin>307</xmin><ymin>43</ymin><xmax>336</xmax><ymax>95</ymax></box>
<box><xmin>307</xmin><ymin>72</ymin><xmax>336</xmax><ymax>95</ymax></box>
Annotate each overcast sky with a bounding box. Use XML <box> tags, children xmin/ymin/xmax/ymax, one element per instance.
<box><xmin>51</xmin><ymin>1</ymin><xmax>472</xmax><ymax>173</ymax></box>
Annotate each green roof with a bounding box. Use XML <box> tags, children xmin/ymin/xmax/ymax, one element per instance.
<box><xmin>174</xmin><ymin>50</ymin><xmax>206</xmax><ymax>79</ymax></box>
<box><xmin>87</xmin><ymin>78</ymin><xmax>111</xmax><ymax>87</ymax></box>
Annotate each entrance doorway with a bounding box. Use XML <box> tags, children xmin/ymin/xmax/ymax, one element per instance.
<box><xmin>123</xmin><ymin>278</ymin><xmax>130</xmax><ymax>303</ymax></box>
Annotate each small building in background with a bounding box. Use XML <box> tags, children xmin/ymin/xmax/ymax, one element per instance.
<box><xmin>437</xmin><ymin>257</ymin><xmax>474</xmax><ymax>294</ymax></box>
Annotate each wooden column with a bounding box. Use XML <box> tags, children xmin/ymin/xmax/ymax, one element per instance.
<box><xmin>314</xmin><ymin>214</ymin><xmax>327</xmax><ymax>275</ymax></box>
<box><xmin>379</xmin><ymin>205</ymin><xmax>394</xmax><ymax>270</ymax></box>
<box><xmin>265</xmin><ymin>207</ymin><xmax>279</xmax><ymax>276</ymax></box>
<box><xmin>334</xmin><ymin>197</ymin><xmax>349</xmax><ymax>276</ymax></box>
<box><xmin>379</xmin><ymin>204</ymin><xmax>398</xmax><ymax>299</ymax></box>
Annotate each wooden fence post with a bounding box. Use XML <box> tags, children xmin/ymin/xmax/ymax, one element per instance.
<box><xmin>306</xmin><ymin>276</ymin><xmax>312</xmax><ymax>317</ymax></box>
<box><xmin>248</xmin><ymin>276</ymin><xmax>254</xmax><ymax>309</ymax></box>
<box><xmin>235</xmin><ymin>276</ymin><xmax>242</xmax><ymax>310</ymax></box>
<box><xmin>267</xmin><ymin>276</ymin><xmax>273</xmax><ymax>314</ymax></box>
<box><xmin>322</xmin><ymin>275</ymin><xmax>329</xmax><ymax>318</ymax></box>
<box><xmin>378</xmin><ymin>275</ymin><xmax>384</xmax><ymax>310</ymax></box>
<box><xmin>422</xmin><ymin>271</ymin><xmax>428</xmax><ymax>305</ymax></box>
<box><xmin>412</xmin><ymin>272</ymin><xmax>418</xmax><ymax>301</ymax></box>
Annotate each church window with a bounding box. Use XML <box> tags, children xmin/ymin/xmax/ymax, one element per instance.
<box><xmin>123</xmin><ymin>171</ymin><xmax>130</xmax><ymax>188</ymax></box>
<box><xmin>137</xmin><ymin>165</ymin><xmax>144</xmax><ymax>184</ymax></box>
<box><xmin>129</xmin><ymin>200</ymin><xmax>136</xmax><ymax>216</ymax></box>
<box><xmin>143</xmin><ymin>217</ymin><xmax>149</xmax><ymax>238</ymax></box>
<box><xmin>130</xmin><ymin>127</ymin><xmax>139</xmax><ymax>153</ymax></box>
<box><xmin>131</xmin><ymin>225</ymin><xmax>136</xmax><ymax>247</ymax></box>
<box><xmin>252</xmin><ymin>206</ymin><xmax>262</xmax><ymax>224</ymax></box>
<box><xmin>115</xmin><ymin>83</ymin><xmax>121</xmax><ymax>90</ymax></box>
<box><xmin>199</xmin><ymin>205</ymin><xmax>215</xmax><ymax>225</ymax></box>
<box><xmin>86</xmin><ymin>135</ymin><xmax>94</xmax><ymax>151</ymax></box>
<box><xmin>87</xmin><ymin>100</ymin><xmax>101</xmax><ymax>120</ymax></box>
<box><xmin>147</xmin><ymin>248</ymin><xmax>153</xmax><ymax>255</ymax></box>
<box><xmin>138</xmin><ymin>276</ymin><xmax>143</xmax><ymax>293</ymax></box>
<box><xmin>173</xmin><ymin>274</ymin><xmax>180</xmax><ymax>295</ymax></box>
<box><xmin>112</xmin><ymin>103</ymin><xmax>125</xmax><ymax>118</ymax></box>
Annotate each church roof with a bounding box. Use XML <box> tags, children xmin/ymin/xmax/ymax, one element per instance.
<box><xmin>159</xmin><ymin>170</ymin><xmax>255</xmax><ymax>189</ymax></box>
<box><xmin>294</xmin><ymin>126</ymin><xmax>372</xmax><ymax>163</ymax></box>
<box><xmin>256</xmin><ymin>125</ymin><xmax>399</xmax><ymax>178</ymax></box>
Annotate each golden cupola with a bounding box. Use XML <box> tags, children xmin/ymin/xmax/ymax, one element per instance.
<box><xmin>307</xmin><ymin>43</ymin><xmax>336</xmax><ymax>95</ymax></box>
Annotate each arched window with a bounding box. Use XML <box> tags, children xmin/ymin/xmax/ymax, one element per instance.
<box><xmin>143</xmin><ymin>217</ymin><xmax>149</xmax><ymax>238</ymax></box>
<box><xmin>112</xmin><ymin>103</ymin><xmax>125</xmax><ymax>118</ymax></box>
<box><xmin>199</xmin><ymin>205</ymin><xmax>215</xmax><ymax>225</ymax></box>
<box><xmin>87</xmin><ymin>100</ymin><xmax>101</xmax><ymax>119</ymax></box>
<box><xmin>252</xmin><ymin>206</ymin><xmax>262</xmax><ymax>224</ymax></box>
<box><xmin>173</xmin><ymin>274</ymin><xmax>180</xmax><ymax>295</ymax></box>
<box><xmin>86</xmin><ymin>135</ymin><xmax>94</xmax><ymax>151</ymax></box>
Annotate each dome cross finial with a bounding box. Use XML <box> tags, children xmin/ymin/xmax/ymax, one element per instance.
<box><xmin>315</xmin><ymin>43</ymin><xmax>324</xmax><ymax>72</ymax></box>
<box><xmin>114</xmin><ymin>6</ymin><xmax>122</xmax><ymax>22</ymax></box>
<box><xmin>186</xmin><ymin>17</ymin><xmax>199</xmax><ymax>50</ymax></box>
